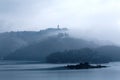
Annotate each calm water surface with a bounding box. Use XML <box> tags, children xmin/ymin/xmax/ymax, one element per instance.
<box><xmin>0</xmin><ymin>61</ymin><xmax>120</xmax><ymax>80</ymax></box>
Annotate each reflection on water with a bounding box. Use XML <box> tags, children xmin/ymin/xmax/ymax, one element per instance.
<box><xmin>0</xmin><ymin>61</ymin><xmax>120</xmax><ymax>80</ymax></box>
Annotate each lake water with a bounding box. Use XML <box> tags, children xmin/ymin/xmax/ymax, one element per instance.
<box><xmin>0</xmin><ymin>61</ymin><xmax>120</xmax><ymax>80</ymax></box>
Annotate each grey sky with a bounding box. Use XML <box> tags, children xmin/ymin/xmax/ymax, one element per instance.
<box><xmin>0</xmin><ymin>0</ymin><xmax>120</xmax><ymax>44</ymax></box>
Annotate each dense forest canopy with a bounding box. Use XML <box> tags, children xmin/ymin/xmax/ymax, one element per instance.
<box><xmin>46</xmin><ymin>48</ymin><xmax>111</xmax><ymax>63</ymax></box>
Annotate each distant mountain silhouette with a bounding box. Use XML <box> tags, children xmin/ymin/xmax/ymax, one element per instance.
<box><xmin>5</xmin><ymin>33</ymin><xmax>97</xmax><ymax>62</ymax></box>
<box><xmin>0</xmin><ymin>28</ymin><xmax>67</xmax><ymax>58</ymax></box>
<box><xmin>96</xmin><ymin>46</ymin><xmax>120</xmax><ymax>61</ymax></box>
<box><xmin>2</xmin><ymin>27</ymin><xmax>120</xmax><ymax>63</ymax></box>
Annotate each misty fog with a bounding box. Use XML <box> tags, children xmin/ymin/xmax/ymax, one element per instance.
<box><xmin>0</xmin><ymin>0</ymin><xmax>120</xmax><ymax>45</ymax></box>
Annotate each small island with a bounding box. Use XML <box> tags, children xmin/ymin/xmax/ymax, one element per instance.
<box><xmin>65</xmin><ymin>62</ymin><xmax>107</xmax><ymax>69</ymax></box>
<box><xmin>44</xmin><ymin>62</ymin><xmax>107</xmax><ymax>70</ymax></box>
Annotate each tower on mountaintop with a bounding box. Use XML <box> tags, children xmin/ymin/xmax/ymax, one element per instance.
<box><xmin>57</xmin><ymin>24</ymin><xmax>60</xmax><ymax>29</ymax></box>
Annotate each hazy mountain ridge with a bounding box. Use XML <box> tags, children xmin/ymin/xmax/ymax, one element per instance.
<box><xmin>1</xmin><ymin>27</ymin><xmax>120</xmax><ymax>63</ymax></box>
<box><xmin>5</xmin><ymin>33</ymin><xmax>98</xmax><ymax>62</ymax></box>
<box><xmin>96</xmin><ymin>46</ymin><xmax>120</xmax><ymax>61</ymax></box>
<box><xmin>0</xmin><ymin>28</ymin><xmax>67</xmax><ymax>58</ymax></box>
